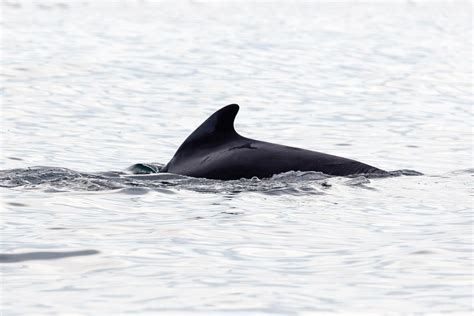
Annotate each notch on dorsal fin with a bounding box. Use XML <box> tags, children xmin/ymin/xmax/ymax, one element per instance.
<box><xmin>180</xmin><ymin>104</ymin><xmax>240</xmax><ymax>147</ymax></box>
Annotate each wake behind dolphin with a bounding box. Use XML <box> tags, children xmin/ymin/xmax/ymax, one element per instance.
<box><xmin>161</xmin><ymin>104</ymin><xmax>387</xmax><ymax>180</ymax></box>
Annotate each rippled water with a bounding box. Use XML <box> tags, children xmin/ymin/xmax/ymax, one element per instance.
<box><xmin>1</xmin><ymin>1</ymin><xmax>473</xmax><ymax>315</ymax></box>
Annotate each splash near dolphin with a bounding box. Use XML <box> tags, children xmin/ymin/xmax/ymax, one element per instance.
<box><xmin>161</xmin><ymin>104</ymin><xmax>387</xmax><ymax>180</ymax></box>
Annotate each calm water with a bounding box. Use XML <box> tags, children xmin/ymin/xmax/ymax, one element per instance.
<box><xmin>1</xmin><ymin>1</ymin><xmax>473</xmax><ymax>315</ymax></box>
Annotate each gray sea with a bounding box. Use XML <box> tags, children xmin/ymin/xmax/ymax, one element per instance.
<box><xmin>1</xmin><ymin>0</ymin><xmax>473</xmax><ymax>315</ymax></box>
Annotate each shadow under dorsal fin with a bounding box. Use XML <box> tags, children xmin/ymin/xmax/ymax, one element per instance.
<box><xmin>179</xmin><ymin>104</ymin><xmax>240</xmax><ymax>147</ymax></box>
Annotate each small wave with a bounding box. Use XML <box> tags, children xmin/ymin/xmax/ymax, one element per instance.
<box><xmin>0</xmin><ymin>166</ymin><xmax>123</xmax><ymax>191</ymax></box>
<box><xmin>270</xmin><ymin>170</ymin><xmax>329</xmax><ymax>181</ymax></box>
<box><xmin>344</xmin><ymin>176</ymin><xmax>371</xmax><ymax>186</ymax></box>
<box><xmin>125</xmin><ymin>163</ymin><xmax>163</xmax><ymax>174</ymax></box>
<box><xmin>0</xmin><ymin>166</ymin><xmax>82</xmax><ymax>188</ymax></box>
<box><xmin>387</xmin><ymin>169</ymin><xmax>424</xmax><ymax>176</ymax></box>
<box><xmin>447</xmin><ymin>168</ymin><xmax>474</xmax><ymax>175</ymax></box>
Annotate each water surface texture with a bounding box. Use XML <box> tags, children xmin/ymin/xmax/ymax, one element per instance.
<box><xmin>1</xmin><ymin>1</ymin><xmax>473</xmax><ymax>315</ymax></box>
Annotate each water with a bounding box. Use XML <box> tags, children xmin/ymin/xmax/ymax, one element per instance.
<box><xmin>1</xmin><ymin>0</ymin><xmax>473</xmax><ymax>314</ymax></box>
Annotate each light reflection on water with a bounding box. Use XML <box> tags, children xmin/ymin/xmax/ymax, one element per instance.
<box><xmin>1</xmin><ymin>0</ymin><xmax>472</xmax><ymax>315</ymax></box>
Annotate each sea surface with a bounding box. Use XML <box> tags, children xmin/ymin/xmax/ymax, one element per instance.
<box><xmin>1</xmin><ymin>0</ymin><xmax>473</xmax><ymax>315</ymax></box>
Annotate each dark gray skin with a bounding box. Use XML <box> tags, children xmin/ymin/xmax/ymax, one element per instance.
<box><xmin>161</xmin><ymin>104</ymin><xmax>387</xmax><ymax>180</ymax></box>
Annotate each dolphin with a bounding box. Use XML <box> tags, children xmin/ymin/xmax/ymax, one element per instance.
<box><xmin>161</xmin><ymin>104</ymin><xmax>387</xmax><ymax>180</ymax></box>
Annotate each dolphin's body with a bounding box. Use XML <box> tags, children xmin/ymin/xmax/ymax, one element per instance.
<box><xmin>161</xmin><ymin>104</ymin><xmax>387</xmax><ymax>180</ymax></box>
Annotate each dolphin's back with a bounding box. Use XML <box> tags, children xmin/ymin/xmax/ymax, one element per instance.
<box><xmin>161</xmin><ymin>104</ymin><xmax>386</xmax><ymax>180</ymax></box>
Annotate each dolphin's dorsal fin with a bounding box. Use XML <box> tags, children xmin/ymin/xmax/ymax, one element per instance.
<box><xmin>179</xmin><ymin>104</ymin><xmax>240</xmax><ymax>147</ymax></box>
